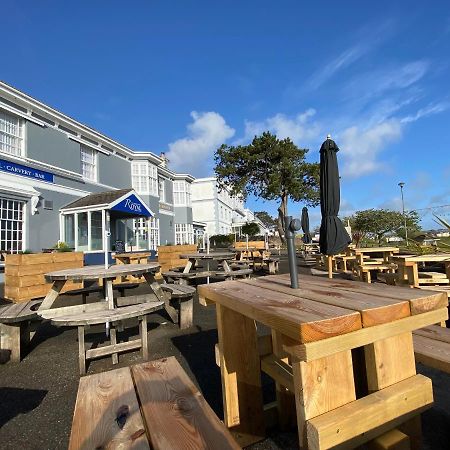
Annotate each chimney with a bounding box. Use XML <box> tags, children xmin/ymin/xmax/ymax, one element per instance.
<box><xmin>160</xmin><ymin>152</ymin><xmax>169</xmax><ymax>168</ymax></box>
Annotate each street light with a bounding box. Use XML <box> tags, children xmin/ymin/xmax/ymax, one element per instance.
<box><xmin>398</xmin><ymin>182</ymin><xmax>408</xmax><ymax>246</ymax></box>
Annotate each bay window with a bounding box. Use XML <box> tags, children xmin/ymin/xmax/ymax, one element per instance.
<box><xmin>173</xmin><ymin>181</ymin><xmax>191</xmax><ymax>206</ymax></box>
<box><xmin>175</xmin><ymin>223</ymin><xmax>193</xmax><ymax>245</ymax></box>
<box><xmin>131</xmin><ymin>161</ymin><xmax>158</xmax><ymax>196</ymax></box>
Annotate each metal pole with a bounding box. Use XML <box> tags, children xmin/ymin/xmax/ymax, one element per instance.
<box><xmin>399</xmin><ymin>182</ymin><xmax>408</xmax><ymax>246</ymax></box>
<box><xmin>285</xmin><ymin>215</ymin><xmax>300</xmax><ymax>289</ymax></box>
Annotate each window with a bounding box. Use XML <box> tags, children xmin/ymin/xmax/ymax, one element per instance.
<box><xmin>81</xmin><ymin>146</ymin><xmax>97</xmax><ymax>181</ymax></box>
<box><xmin>132</xmin><ymin>217</ymin><xmax>159</xmax><ymax>250</ymax></box>
<box><xmin>131</xmin><ymin>161</ymin><xmax>158</xmax><ymax>196</ymax></box>
<box><xmin>158</xmin><ymin>178</ymin><xmax>166</xmax><ymax>203</ymax></box>
<box><xmin>77</xmin><ymin>212</ymin><xmax>89</xmax><ymax>251</ymax></box>
<box><xmin>64</xmin><ymin>214</ymin><xmax>75</xmax><ymax>248</ymax></box>
<box><xmin>90</xmin><ymin>211</ymin><xmax>103</xmax><ymax>250</ymax></box>
<box><xmin>173</xmin><ymin>181</ymin><xmax>191</xmax><ymax>206</ymax></box>
<box><xmin>0</xmin><ymin>198</ymin><xmax>24</xmax><ymax>253</ymax></box>
<box><xmin>0</xmin><ymin>110</ymin><xmax>24</xmax><ymax>156</ymax></box>
<box><xmin>175</xmin><ymin>223</ymin><xmax>194</xmax><ymax>245</ymax></box>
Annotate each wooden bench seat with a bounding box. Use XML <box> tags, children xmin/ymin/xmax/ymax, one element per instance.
<box><xmin>0</xmin><ymin>299</ymin><xmax>42</xmax><ymax>362</ymax></box>
<box><xmin>39</xmin><ymin>301</ymin><xmax>164</xmax><ymax>375</ymax></box>
<box><xmin>215</xmin><ymin>269</ymin><xmax>253</xmax><ymax>279</ymax></box>
<box><xmin>66</xmin><ymin>283</ymin><xmax>140</xmax><ymax>303</ymax></box>
<box><xmin>413</xmin><ymin>325</ymin><xmax>450</xmax><ymax>374</ymax></box>
<box><xmin>69</xmin><ymin>356</ymin><xmax>239</xmax><ymax>450</ymax></box>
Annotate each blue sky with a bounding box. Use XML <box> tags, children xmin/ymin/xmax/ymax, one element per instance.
<box><xmin>3</xmin><ymin>0</ymin><xmax>450</xmax><ymax>229</ymax></box>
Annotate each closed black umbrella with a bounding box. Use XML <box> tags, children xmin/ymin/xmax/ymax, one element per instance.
<box><xmin>301</xmin><ymin>207</ymin><xmax>312</xmax><ymax>244</ymax></box>
<box><xmin>319</xmin><ymin>137</ymin><xmax>351</xmax><ymax>255</ymax></box>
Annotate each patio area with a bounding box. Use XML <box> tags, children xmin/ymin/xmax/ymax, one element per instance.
<box><xmin>0</xmin><ymin>255</ymin><xmax>449</xmax><ymax>449</ymax></box>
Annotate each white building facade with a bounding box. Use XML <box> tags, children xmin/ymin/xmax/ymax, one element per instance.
<box><xmin>191</xmin><ymin>177</ymin><xmax>269</xmax><ymax>236</ymax></box>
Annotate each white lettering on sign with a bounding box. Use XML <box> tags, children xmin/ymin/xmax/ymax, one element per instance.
<box><xmin>124</xmin><ymin>198</ymin><xmax>142</xmax><ymax>212</ymax></box>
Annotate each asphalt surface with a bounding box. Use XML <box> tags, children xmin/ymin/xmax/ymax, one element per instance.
<box><xmin>0</xmin><ymin>256</ymin><xmax>449</xmax><ymax>449</ymax></box>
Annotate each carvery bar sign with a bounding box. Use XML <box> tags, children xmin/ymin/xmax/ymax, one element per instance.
<box><xmin>0</xmin><ymin>159</ymin><xmax>54</xmax><ymax>183</ymax></box>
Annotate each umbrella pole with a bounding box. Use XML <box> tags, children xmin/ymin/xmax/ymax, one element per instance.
<box><xmin>285</xmin><ymin>215</ymin><xmax>300</xmax><ymax>289</ymax></box>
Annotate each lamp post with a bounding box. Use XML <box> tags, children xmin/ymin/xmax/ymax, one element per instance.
<box><xmin>398</xmin><ymin>182</ymin><xmax>408</xmax><ymax>246</ymax></box>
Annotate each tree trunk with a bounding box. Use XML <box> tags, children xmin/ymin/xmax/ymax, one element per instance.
<box><xmin>277</xmin><ymin>191</ymin><xmax>288</xmax><ymax>244</ymax></box>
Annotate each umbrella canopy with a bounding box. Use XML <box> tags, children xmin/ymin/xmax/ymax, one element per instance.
<box><xmin>301</xmin><ymin>207</ymin><xmax>312</xmax><ymax>243</ymax></box>
<box><xmin>319</xmin><ymin>137</ymin><xmax>351</xmax><ymax>255</ymax></box>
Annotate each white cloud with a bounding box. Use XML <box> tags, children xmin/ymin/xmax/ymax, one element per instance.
<box><xmin>166</xmin><ymin>111</ymin><xmax>235</xmax><ymax>175</ymax></box>
<box><xmin>307</xmin><ymin>20</ymin><xmax>394</xmax><ymax>90</ymax></box>
<box><xmin>339</xmin><ymin>120</ymin><xmax>402</xmax><ymax>177</ymax></box>
<box><xmin>401</xmin><ymin>101</ymin><xmax>450</xmax><ymax>123</ymax></box>
<box><xmin>238</xmin><ymin>109</ymin><xmax>321</xmax><ymax>145</ymax></box>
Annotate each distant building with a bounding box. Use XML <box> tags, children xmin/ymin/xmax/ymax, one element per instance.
<box><xmin>191</xmin><ymin>177</ymin><xmax>269</xmax><ymax>236</ymax></box>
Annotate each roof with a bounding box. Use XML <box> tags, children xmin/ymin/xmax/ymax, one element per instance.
<box><xmin>63</xmin><ymin>189</ymin><xmax>132</xmax><ymax>209</ymax></box>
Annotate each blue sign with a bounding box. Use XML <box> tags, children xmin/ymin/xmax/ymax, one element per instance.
<box><xmin>0</xmin><ymin>159</ymin><xmax>54</xmax><ymax>183</ymax></box>
<box><xmin>111</xmin><ymin>193</ymin><xmax>152</xmax><ymax>217</ymax></box>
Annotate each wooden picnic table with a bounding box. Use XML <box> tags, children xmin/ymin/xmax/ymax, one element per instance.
<box><xmin>113</xmin><ymin>251</ymin><xmax>151</xmax><ymax>264</ymax></box>
<box><xmin>391</xmin><ymin>253</ymin><xmax>450</xmax><ymax>288</ymax></box>
<box><xmin>352</xmin><ymin>246</ymin><xmax>400</xmax><ymax>263</ymax></box>
<box><xmin>37</xmin><ymin>263</ymin><xmax>174</xmax><ymax>317</ymax></box>
<box><xmin>37</xmin><ymin>263</ymin><xmax>181</xmax><ymax>374</ymax></box>
<box><xmin>180</xmin><ymin>251</ymin><xmax>235</xmax><ymax>274</ymax></box>
<box><xmin>198</xmin><ymin>273</ymin><xmax>448</xmax><ymax>449</ymax></box>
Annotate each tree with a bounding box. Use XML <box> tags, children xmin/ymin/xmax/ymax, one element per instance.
<box><xmin>254</xmin><ymin>211</ymin><xmax>276</xmax><ymax>228</ymax></box>
<box><xmin>352</xmin><ymin>209</ymin><xmax>420</xmax><ymax>245</ymax></box>
<box><xmin>241</xmin><ymin>222</ymin><xmax>260</xmax><ymax>237</ymax></box>
<box><xmin>214</xmin><ymin>132</ymin><xmax>320</xmax><ymax>242</ymax></box>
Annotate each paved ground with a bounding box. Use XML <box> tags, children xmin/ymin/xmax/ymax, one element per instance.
<box><xmin>0</xmin><ymin>256</ymin><xmax>449</xmax><ymax>449</ymax></box>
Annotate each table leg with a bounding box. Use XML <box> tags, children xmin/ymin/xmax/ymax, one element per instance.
<box><xmin>406</xmin><ymin>263</ymin><xmax>419</xmax><ymax>288</ymax></box>
<box><xmin>109</xmin><ymin>327</ymin><xmax>119</xmax><ymax>365</ymax></box>
<box><xmin>216</xmin><ymin>304</ymin><xmax>265</xmax><ymax>447</ymax></box>
<box><xmin>78</xmin><ymin>326</ymin><xmax>86</xmax><ymax>376</ymax></box>
<box><xmin>143</xmin><ymin>272</ymin><xmax>178</xmax><ymax>323</ymax></box>
<box><xmin>364</xmin><ymin>332</ymin><xmax>422</xmax><ymax>448</ymax></box>
<box><xmin>271</xmin><ymin>330</ymin><xmax>296</xmax><ymax>430</ymax></box>
<box><xmin>39</xmin><ymin>280</ymin><xmax>67</xmax><ymax>310</ymax></box>
<box><xmin>140</xmin><ymin>315</ymin><xmax>148</xmax><ymax>360</ymax></box>
<box><xmin>183</xmin><ymin>259</ymin><xmax>193</xmax><ymax>274</ymax></box>
<box><xmin>222</xmin><ymin>259</ymin><xmax>231</xmax><ymax>273</ymax></box>
<box><xmin>291</xmin><ymin>350</ymin><xmax>356</xmax><ymax>448</ymax></box>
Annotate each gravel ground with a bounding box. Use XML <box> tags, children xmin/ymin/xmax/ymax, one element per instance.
<box><xmin>0</xmin><ymin>256</ymin><xmax>449</xmax><ymax>449</ymax></box>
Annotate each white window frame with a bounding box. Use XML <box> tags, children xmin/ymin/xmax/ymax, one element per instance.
<box><xmin>173</xmin><ymin>180</ymin><xmax>191</xmax><ymax>206</ymax></box>
<box><xmin>80</xmin><ymin>145</ymin><xmax>98</xmax><ymax>182</ymax></box>
<box><xmin>131</xmin><ymin>161</ymin><xmax>158</xmax><ymax>196</ymax></box>
<box><xmin>158</xmin><ymin>177</ymin><xmax>166</xmax><ymax>203</ymax></box>
<box><xmin>0</xmin><ymin>197</ymin><xmax>26</xmax><ymax>253</ymax></box>
<box><xmin>0</xmin><ymin>110</ymin><xmax>25</xmax><ymax>157</ymax></box>
<box><xmin>175</xmin><ymin>223</ymin><xmax>194</xmax><ymax>245</ymax></box>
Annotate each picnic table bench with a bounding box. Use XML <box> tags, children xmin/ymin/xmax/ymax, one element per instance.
<box><xmin>0</xmin><ymin>299</ymin><xmax>42</xmax><ymax>362</ymax></box>
<box><xmin>413</xmin><ymin>325</ymin><xmax>450</xmax><ymax>374</ymax></box>
<box><xmin>69</xmin><ymin>356</ymin><xmax>239</xmax><ymax>450</ymax></box>
<box><xmin>65</xmin><ymin>282</ymin><xmax>139</xmax><ymax>303</ymax></box>
<box><xmin>198</xmin><ymin>273</ymin><xmax>448</xmax><ymax>449</ymax></box>
<box><xmin>162</xmin><ymin>268</ymin><xmax>252</xmax><ymax>285</ymax></box>
<box><xmin>40</xmin><ymin>301</ymin><xmax>163</xmax><ymax>375</ymax></box>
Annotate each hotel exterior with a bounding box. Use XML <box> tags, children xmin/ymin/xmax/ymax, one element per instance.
<box><xmin>0</xmin><ymin>81</ymin><xmax>265</xmax><ymax>260</ymax></box>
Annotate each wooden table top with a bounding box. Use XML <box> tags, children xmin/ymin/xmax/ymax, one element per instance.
<box><xmin>198</xmin><ymin>273</ymin><xmax>447</xmax><ymax>344</ymax></box>
<box><xmin>352</xmin><ymin>247</ymin><xmax>400</xmax><ymax>254</ymax></box>
<box><xmin>45</xmin><ymin>263</ymin><xmax>160</xmax><ymax>281</ymax></box>
<box><xmin>180</xmin><ymin>252</ymin><xmax>234</xmax><ymax>260</ymax></box>
<box><xmin>391</xmin><ymin>253</ymin><xmax>450</xmax><ymax>262</ymax></box>
<box><xmin>113</xmin><ymin>252</ymin><xmax>152</xmax><ymax>258</ymax></box>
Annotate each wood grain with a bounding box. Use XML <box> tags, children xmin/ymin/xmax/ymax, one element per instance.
<box><xmin>216</xmin><ymin>304</ymin><xmax>265</xmax><ymax>446</ymax></box>
<box><xmin>69</xmin><ymin>367</ymin><xmax>149</xmax><ymax>450</ymax></box>
<box><xmin>245</xmin><ymin>277</ymin><xmax>410</xmax><ymax>327</ymax></box>
<box><xmin>198</xmin><ymin>281</ymin><xmax>362</xmax><ymax>343</ymax></box>
<box><xmin>273</xmin><ymin>274</ymin><xmax>447</xmax><ymax>315</ymax></box>
<box><xmin>131</xmin><ymin>357</ymin><xmax>240</xmax><ymax>450</ymax></box>
<box><xmin>413</xmin><ymin>334</ymin><xmax>450</xmax><ymax>374</ymax></box>
<box><xmin>306</xmin><ymin>374</ymin><xmax>433</xmax><ymax>450</ymax></box>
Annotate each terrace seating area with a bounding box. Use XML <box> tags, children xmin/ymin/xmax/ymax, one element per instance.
<box><xmin>1</xmin><ymin>248</ymin><xmax>450</xmax><ymax>450</ymax></box>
